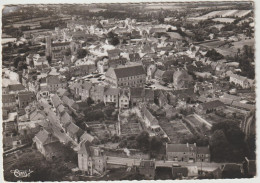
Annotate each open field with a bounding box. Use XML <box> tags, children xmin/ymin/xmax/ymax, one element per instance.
<box><xmin>199</xmin><ymin>38</ymin><xmax>254</xmax><ymax>57</ymax></box>
<box><xmin>189</xmin><ymin>9</ymin><xmax>252</xmax><ymax>21</ymax></box>
<box><xmin>213</xmin><ymin>18</ymin><xmax>235</xmax><ymax>23</ymax></box>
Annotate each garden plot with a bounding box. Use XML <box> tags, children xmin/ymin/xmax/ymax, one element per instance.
<box><xmin>159</xmin><ymin>119</ymin><xmax>192</xmax><ymax>143</ymax></box>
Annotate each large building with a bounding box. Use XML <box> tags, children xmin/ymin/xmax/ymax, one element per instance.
<box><xmin>78</xmin><ymin>140</ymin><xmax>106</xmax><ymax>176</ymax></box>
<box><xmin>105</xmin><ymin>64</ymin><xmax>146</xmax><ymax>88</ymax></box>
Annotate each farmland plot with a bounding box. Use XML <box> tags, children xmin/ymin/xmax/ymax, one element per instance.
<box><xmin>213</xmin><ymin>18</ymin><xmax>235</xmax><ymax>23</ymax></box>
<box><xmin>189</xmin><ymin>9</ymin><xmax>252</xmax><ymax>21</ymax></box>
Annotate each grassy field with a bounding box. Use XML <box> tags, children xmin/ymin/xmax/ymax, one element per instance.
<box><xmin>213</xmin><ymin>18</ymin><xmax>235</xmax><ymax>23</ymax></box>
<box><xmin>189</xmin><ymin>9</ymin><xmax>252</xmax><ymax>21</ymax></box>
<box><xmin>199</xmin><ymin>38</ymin><xmax>254</xmax><ymax>57</ymax></box>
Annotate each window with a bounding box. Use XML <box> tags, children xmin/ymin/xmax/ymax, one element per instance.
<box><xmin>125</xmin><ymin>100</ymin><xmax>127</xmax><ymax>102</ymax></box>
<box><xmin>121</xmin><ymin>100</ymin><xmax>123</xmax><ymax>102</ymax></box>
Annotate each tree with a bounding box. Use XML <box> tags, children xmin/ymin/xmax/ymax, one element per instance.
<box><xmin>47</xmin><ymin>56</ymin><xmax>52</xmax><ymax>65</ymax></box>
<box><xmin>136</xmin><ymin>131</ymin><xmax>150</xmax><ymax>153</ymax></box>
<box><xmin>86</xmin><ymin>97</ymin><xmax>94</xmax><ymax>106</ymax></box>
<box><xmin>209</xmin><ymin>130</ymin><xmax>230</xmax><ymax>162</ymax></box>
<box><xmin>150</xmin><ymin>136</ymin><xmax>163</xmax><ymax>153</ymax></box>
<box><xmin>13</xmin><ymin>56</ymin><xmax>22</xmax><ymax>68</ymax></box>
<box><xmin>64</xmin><ymin>48</ymin><xmax>71</xmax><ymax>56</ymax></box>
<box><xmin>107</xmin><ymin>31</ymin><xmax>120</xmax><ymax>46</ymax></box>
<box><xmin>205</xmin><ymin>49</ymin><xmax>224</xmax><ymax>61</ymax></box>
<box><xmin>77</xmin><ymin>49</ymin><xmax>87</xmax><ymax>59</ymax></box>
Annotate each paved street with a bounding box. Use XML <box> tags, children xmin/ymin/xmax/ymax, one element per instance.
<box><xmin>38</xmin><ymin>98</ymin><xmax>78</xmax><ymax>147</ymax></box>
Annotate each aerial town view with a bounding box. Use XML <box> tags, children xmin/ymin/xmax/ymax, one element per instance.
<box><xmin>1</xmin><ymin>1</ymin><xmax>256</xmax><ymax>181</ymax></box>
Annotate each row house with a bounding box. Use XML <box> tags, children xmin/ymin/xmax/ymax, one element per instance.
<box><xmin>129</xmin><ymin>87</ymin><xmax>154</xmax><ymax>106</ymax></box>
<box><xmin>196</xmin><ymin>100</ymin><xmax>225</xmax><ymax>114</ymax></box>
<box><xmin>69</xmin><ymin>80</ymin><xmax>93</xmax><ymax>101</ymax></box>
<box><xmin>66</xmin><ymin>122</ymin><xmax>84</xmax><ymax>144</ymax></box>
<box><xmin>18</xmin><ymin>91</ymin><xmax>36</xmax><ymax>109</ymax></box>
<box><xmin>166</xmin><ymin>143</ymin><xmax>210</xmax><ymax>162</ymax></box>
<box><xmin>103</xmin><ymin>88</ymin><xmax>120</xmax><ymax>107</ymax></box>
<box><xmin>46</xmin><ymin>75</ymin><xmax>67</xmax><ymax>93</ymax></box>
<box><xmin>69</xmin><ymin>64</ymin><xmax>96</xmax><ymax>77</ymax></box>
<box><xmin>119</xmin><ymin>89</ymin><xmax>130</xmax><ymax>109</ymax></box>
<box><xmin>105</xmin><ymin>64</ymin><xmax>146</xmax><ymax>88</ymax></box>
<box><xmin>3</xmin><ymin>83</ymin><xmax>26</xmax><ymax>95</ymax></box>
<box><xmin>2</xmin><ymin>94</ymin><xmax>17</xmax><ymax>111</ymax></box>
<box><xmin>142</xmin><ymin>106</ymin><xmax>162</xmax><ymax>136</ymax></box>
<box><xmin>33</xmin><ymin>128</ymin><xmax>64</xmax><ymax>161</ymax></box>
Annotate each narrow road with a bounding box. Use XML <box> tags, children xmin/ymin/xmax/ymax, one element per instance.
<box><xmin>38</xmin><ymin>99</ymin><xmax>78</xmax><ymax>147</ymax></box>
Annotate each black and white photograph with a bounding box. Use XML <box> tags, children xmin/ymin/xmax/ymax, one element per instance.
<box><xmin>1</xmin><ymin>0</ymin><xmax>257</xmax><ymax>181</ymax></box>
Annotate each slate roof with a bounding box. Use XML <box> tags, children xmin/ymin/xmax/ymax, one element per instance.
<box><xmin>197</xmin><ymin>146</ymin><xmax>210</xmax><ymax>154</ymax></box>
<box><xmin>143</xmin><ymin>107</ymin><xmax>159</xmax><ymax>126</ymax></box>
<box><xmin>166</xmin><ymin>143</ymin><xmax>196</xmax><ymax>153</ymax></box>
<box><xmin>34</xmin><ymin>129</ymin><xmax>59</xmax><ymax>145</ymax></box>
<box><xmin>130</xmin><ymin>87</ymin><xmax>144</xmax><ymax>98</ymax></box>
<box><xmin>200</xmin><ymin>100</ymin><xmax>225</xmax><ymax>110</ymax></box>
<box><xmin>80</xmin><ymin>132</ymin><xmax>96</xmax><ymax>143</ymax></box>
<box><xmin>104</xmin><ymin>87</ymin><xmax>120</xmax><ymax>96</ymax></box>
<box><xmin>47</xmin><ymin>75</ymin><xmax>64</xmax><ymax>85</ymax></box>
<box><xmin>51</xmin><ymin>94</ymin><xmax>63</xmax><ymax>108</ymax></box>
<box><xmin>66</xmin><ymin>122</ymin><xmax>84</xmax><ymax>137</ymax></box>
<box><xmin>57</xmin><ymin>88</ymin><xmax>69</xmax><ymax>97</ymax></box>
<box><xmin>2</xmin><ymin>94</ymin><xmax>16</xmax><ymax>103</ymax></box>
<box><xmin>61</xmin><ymin>112</ymin><xmax>73</xmax><ymax>126</ymax></box>
<box><xmin>62</xmin><ymin>96</ymin><xmax>76</xmax><ymax>108</ymax></box>
<box><xmin>78</xmin><ymin>140</ymin><xmax>92</xmax><ymax>155</ymax></box>
<box><xmin>8</xmin><ymin>84</ymin><xmax>26</xmax><ymax>91</ymax></box>
<box><xmin>18</xmin><ymin>91</ymin><xmax>35</xmax><ymax>102</ymax></box>
<box><xmin>52</xmin><ymin>42</ymin><xmax>70</xmax><ymax>47</ymax></box>
<box><xmin>113</xmin><ymin>65</ymin><xmax>146</xmax><ymax>78</ymax></box>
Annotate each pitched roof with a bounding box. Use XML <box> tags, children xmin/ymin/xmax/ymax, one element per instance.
<box><xmin>166</xmin><ymin>143</ymin><xmax>196</xmax><ymax>153</ymax></box>
<box><xmin>2</xmin><ymin>94</ymin><xmax>16</xmax><ymax>103</ymax></box>
<box><xmin>57</xmin><ymin>88</ymin><xmax>69</xmax><ymax>97</ymax></box>
<box><xmin>200</xmin><ymin>100</ymin><xmax>225</xmax><ymax>110</ymax></box>
<box><xmin>197</xmin><ymin>146</ymin><xmax>210</xmax><ymax>154</ymax></box>
<box><xmin>66</xmin><ymin>122</ymin><xmax>84</xmax><ymax>137</ymax></box>
<box><xmin>61</xmin><ymin>112</ymin><xmax>73</xmax><ymax>126</ymax></box>
<box><xmin>18</xmin><ymin>91</ymin><xmax>35</xmax><ymax>102</ymax></box>
<box><xmin>113</xmin><ymin>65</ymin><xmax>146</xmax><ymax>78</ymax></box>
<box><xmin>51</xmin><ymin>94</ymin><xmax>63</xmax><ymax>108</ymax></box>
<box><xmin>80</xmin><ymin>132</ymin><xmax>96</xmax><ymax>143</ymax></box>
<box><xmin>104</xmin><ymin>87</ymin><xmax>120</xmax><ymax>96</ymax></box>
<box><xmin>34</xmin><ymin>129</ymin><xmax>58</xmax><ymax>145</ymax></box>
<box><xmin>130</xmin><ymin>87</ymin><xmax>144</xmax><ymax>98</ymax></box>
<box><xmin>8</xmin><ymin>84</ymin><xmax>25</xmax><ymax>91</ymax></box>
<box><xmin>52</xmin><ymin>42</ymin><xmax>70</xmax><ymax>47</ymax></box>
<box><xmin>230</xmin><ymin>74</ymin><xmax>248</xmax><ymax>82</ymax></box>
<box><xmin>78</xmin><ymin>140</ymin><xmax>92</xmax><ymax>155</ymax></box>
<box><xmin>143</xmin><ymin>107</ymin><xmax>159</xmax><ymax>126</ymax></box>
<box><xmin>47</xmin><ymin>75</ymin><xmax>65</xmax><ymax>85</ymax></box>
<box><xmin>62</xmin><ymin>96</ymin><xmax>76</xmax><ymax>108</ymax></box>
